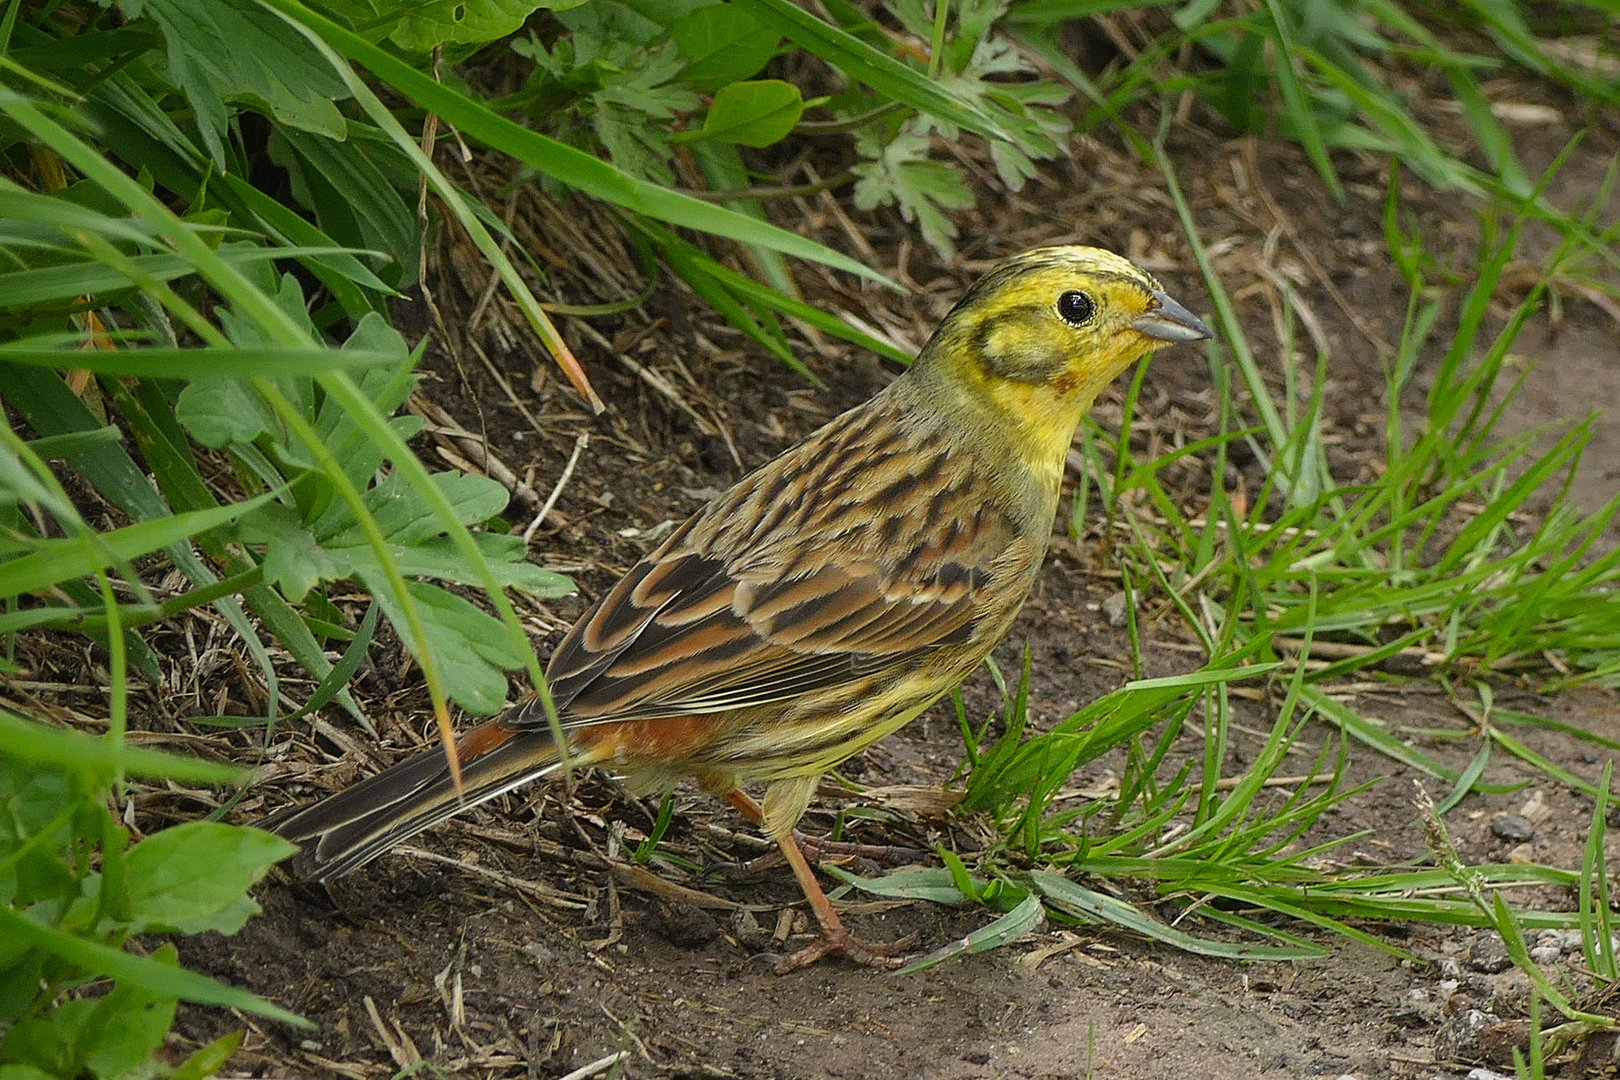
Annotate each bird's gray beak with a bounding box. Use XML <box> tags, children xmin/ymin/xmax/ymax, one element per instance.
<box><xmin>1133</xmin><ymin>290</ymin><xmax>1213</xmax><ymax>342</ymax></box>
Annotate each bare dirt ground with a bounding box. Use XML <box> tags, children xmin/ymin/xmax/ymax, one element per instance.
<box><xmin>90</xmin><ymin>58</ymin><xmax>1619</xmax><ymax>1080</ymax></box>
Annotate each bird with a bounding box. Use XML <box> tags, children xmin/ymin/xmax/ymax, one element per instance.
<box><xmin>261</xmin><ymin>245</ymin><xmax>1212</xmax><ymax>971</ymax></box>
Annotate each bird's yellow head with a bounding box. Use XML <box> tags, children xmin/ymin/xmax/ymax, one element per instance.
<box><xmin>913</xmin><ymin>245</ymin><xmax>1211</xmax><ymax>478</ymax></box>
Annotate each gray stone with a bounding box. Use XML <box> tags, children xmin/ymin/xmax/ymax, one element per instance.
<box><xmin>1490</xmin><ymin>813</ymin><xmax>1535</xmax><ymax>842</ymax></box>
<box><xmin>1466</xmin><ymin>934</ymin><xmax>1512</xmax><ymax>974</ymax></box>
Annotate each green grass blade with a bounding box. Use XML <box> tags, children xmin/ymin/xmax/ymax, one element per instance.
<box><xmin>0</xmin><ymin>345</ymin><xmax>398</xmax><ymax>377</ymax></box>
<box><xmin>896</xmin><ymin>894</ymin><xmax>1046</xmax><ymax>974</ymax></box>
<box><xmin>0</xmin><ymin>490</ymin><xmax>276</xmax><ymax>600</ymax></box>
<box><xmin>1031</xmin><ymin>871</ymin><xmax>1323</xmax><ymax>960</ymax></box>
<box><xmin>0</xmin><ymin>709</ymin><xmax>243</xmax><ymax>783</ymax></box>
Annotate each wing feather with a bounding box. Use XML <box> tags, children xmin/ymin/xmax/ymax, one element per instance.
<box><xmin>517</xmin><ymin>398</ymin><xmax>1024</xmax><ymax>734</ymax></box>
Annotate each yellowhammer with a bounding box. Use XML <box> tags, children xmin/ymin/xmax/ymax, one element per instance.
<box><xmin>264</xmin><ymin>245</ymin><xmax>1212</xmax><ymax>970</ymax></box>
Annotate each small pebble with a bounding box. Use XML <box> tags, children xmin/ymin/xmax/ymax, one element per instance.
<box><xmin>1466</xmin><ymin>1070</ymin><xmax>1514</xmax><ymax>1080</ymax></box>
<box><xmin>1490</xmin><ymin>813</ymin><xmax>1535</xmax><ymax>842</ymax></box>
<box><xmin>1528</xmin><ymin>943</ymin><xmax>1560</xmax><ymax>964</ymax></box>
<box><xmin>1505</xmin><ymin>841</ymin><xmax>1536</xmax><ymax>864</ymax></box>
<box><xmin>1434</xmin><ymin>1008</ymin><xmax>1496</xmax><ymax>1060</ymax></box>
<box><xmin>1488</xmin><ymin>972</ymin><xmax>1532</xmax><ymax>1014</ymax></box>
<box><xmin>1516</xmin><ymin>789</ymin><xmax>1549</xmax><ymax>824</ymax></box>
<box><xmin>1466</xmin><ymin>934</ymin><xmax>1512</xmax><ymax>974</ymax></box>
<box><xmin>1437</xmin><ymin>957</ymin><xmax>1462</xmax><ymax>979</ymax></box>
<box><xmin>1387</xmin><ymin>1005</ymin><xmax>1436</xmax><ymax>1029</ymax></box>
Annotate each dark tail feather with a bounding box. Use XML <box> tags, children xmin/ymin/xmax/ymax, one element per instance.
<box><xmin>261</xmin><ymin>722</ymin><xmax>565</xmax><ymax>881</ymax></box>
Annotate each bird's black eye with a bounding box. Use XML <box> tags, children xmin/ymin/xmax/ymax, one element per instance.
<box><xmin>1056</xmin><ymin>290</ymin><xmax>1096</xmax><ymax>326</ymax></box>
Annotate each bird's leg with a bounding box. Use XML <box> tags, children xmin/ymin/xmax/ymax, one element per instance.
<box><xmin>722</xmin><ymin>789</ymin><xmax>913</xmax><ymax>972</ymax></box>
<box><xmin>719</xmin><ymin>789</ymin><xmax>922</xmax><ymax>868</ymax></box>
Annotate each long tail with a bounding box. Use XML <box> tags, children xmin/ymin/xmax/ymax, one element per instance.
<box><xmin>261</xmin><ymin>720</ymin><xmax>569</xmax><ymax>882</ymax></box>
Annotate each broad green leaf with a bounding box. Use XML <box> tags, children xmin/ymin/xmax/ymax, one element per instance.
<box><xmin>240</xmin><ymin>504</ymin><xmax>327</xmax><ymax>602</ymax></box>
<box><xmin>693</xmin><ymin>80</ymin><xmax>804</xmax><ymax>148</ymax></box>
<box><xmin>0</xmin><ymin>1000</ymin><xmax>97</xmax><ymax>1077</ymax></box>
<box><xmin>275</xmin><ymin>126</ymin><xmax>419</xmax><ymax>283</ymax></box>
<box><xmin>312</xmin><ymin>313</ymin><xmax>420</xmax><ymax>488</ymax></box>
<box><xmin>174</xmin><ymin>376</ymin><xmax>280</xmax><ymax>449</ymax></box>
<box><xmin>0</xmin><ymin>345</ymin><xmax>397</xmax><ymax>378</ymax></box>
<box><xmin>0</xmin><ymin>246</ymin><xmax>356</xmax><ymax>310</ymax></box>
<box><xmin>0</xmin><ymin>1064</ymin><xmax>56</xmax><ymax>1079</ymax></box>
<box><xmin>136</xmin><ymin>0</ymin><xmax>350</xmax><ymax>166</ymax></box>
<box><xmin>80</xmin><ymin>945</ymin><xmax>181</xmax><ymax>1079</ymax></box>
<box><xmin>388</xmin><ymin>0</ymin><xmax>581</xmax><ymax>53</ymax></box>
<box><xmin>242</xmin><ymin>499</ymin><xmax>572</xmax><ymax>603</ymax></box>
<box><xmin>671</xmin><ymin>5</ymin><xmax>780</xmax><ymax>91</ymax></box>
<box><xmin>124</xmin><ymin>823</ymin><xmax>295</xmax><ymax>934</ymax></box>
<box><xmin>255</xmin><ymin>0</ymin><xmax>891</xmax><ymax>285</ymax></box>
<box><xmin>221</xmin><ymin>173</ymin><xmax>396</xmax><ymax>302</ymax></box>
<box><xmin>334</xmin><ymin>470</ymin><xmax>510</xmax><ymax>548</ymax></box>
<box><xmin>381</xmin><ymin>537</ymin><xmax>574</xmax><ymax>595</ymax></box>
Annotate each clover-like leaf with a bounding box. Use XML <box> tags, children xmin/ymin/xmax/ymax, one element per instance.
<box><xmin>852</xmin><ymin>132</ymin><xmax>973</xmax><ymax>258</ymax></box>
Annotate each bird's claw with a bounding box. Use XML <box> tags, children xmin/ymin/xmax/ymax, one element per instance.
<box><xmin>758</xmin><ymin>927</ymin><xmax>918</xmax><ymax>974</ymax></box>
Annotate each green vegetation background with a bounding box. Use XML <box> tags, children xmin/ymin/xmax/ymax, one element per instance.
<box><xmin>1</xmin><ymin>1</ymin><xmax>1616</xmax><ymax>1075</ymax></box>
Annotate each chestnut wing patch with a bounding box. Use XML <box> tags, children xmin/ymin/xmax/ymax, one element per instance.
<box><xmin>518</xmin><ymin>550</ymin><xmax>992</xmax><ymax>730</ymax></box>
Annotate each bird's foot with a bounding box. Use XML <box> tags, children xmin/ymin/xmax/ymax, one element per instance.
<box><xmin>762</xmin><ymin>926</ymin><xmax>918</xmax><ymax>974</ymax></box>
